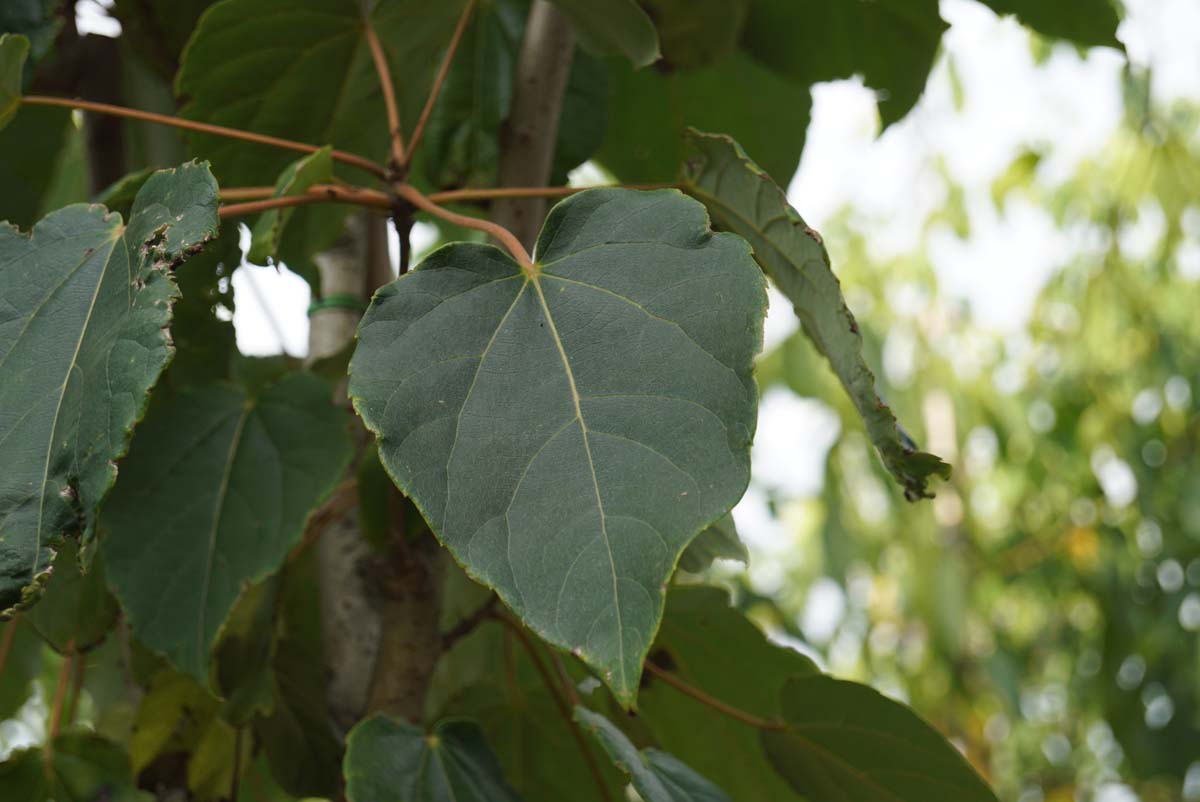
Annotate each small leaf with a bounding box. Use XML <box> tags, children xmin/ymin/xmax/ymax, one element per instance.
<box><xmin>0</xmin><ymin>33</ymin><xmax>28</xmax><ymax>130</ymax></box>
<box><xmin>101</xmin><ymin>373</ymin><xmax>353</xmax><ymax>679</ymax></box>
<box><xmin>26</xmin><ymin>546</ymin><xmax>119</xmax><ymax>653</ymax></box>
<box><xmin>0</xmin><ymin>161</ymin><xmax>220</xmax><ymax>614</ymax></box>
<box><xmin>247</xmin><ymin>146</ymin><xmax>333</xmax><ymax>265</ymax></box>
<box><xmin>575</xmin><ymin>706</ymin><xmax>733</xmax><ymax>802</ymax></box>
<box><xmin>638</xmin><ymin>0</ymin><xmax>750</xmax><ymax>69</ymax></box>
<box><xmin>677</xmin><ymin>513</ymin><xmax>747</xmax><ymax>574</ymax></box>
<box><xmin>0</xmin><ymin>732</ymin><xmax>152</xmax><ymax>802</ymax></box>
<box><xmin>764</xmin><ymin>675</ymin><xmax>999</xmax><ymax>802</ymax></box>
<box><xmin>344</xmin><ymin>715</ymin><xmax>521</xmax><ymax>802</ymax></box>
<box><xmin>547</xmin><ymin>0</ymin><xmax>660</xmax><ymax>67</ymax></box>
<box><xmin>681</xmin><ymin>130</ymin><xmax>950</xmax><ymax>500</ymax></box>
<box><xmin>350</xmin><ymin>188</ymin><xmax>765</xmax><ymax>705</ymax></box>
<box><xmin>976</xmin><ymin>0</ymin><xmax>1122</xmax><ymax>48</ymax></box>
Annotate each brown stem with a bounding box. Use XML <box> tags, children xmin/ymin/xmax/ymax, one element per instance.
<box><xmin>440</xmin><ymin>595</ymin><xmax>496</xmax><ymax>651</ymax></box>
<box><xmin>64</xmin><ymin>651</ymin><xmax>86</xmax><ymax>728</ymax></box>
<box><xmin>362</xmin><ymin>15</ymin><xmax>406</xmax><ymax>168</ymax></box>
<box><xmin>643</xmin><ymin>662</ymin><xmax>786</xmax><ymax>731</ymax></box>
<box><xmin>219</xmin><ymin>186</ymin><xmax>276</xmax><ymax>201</ymax></box>
<box><xmin>219</xmin><ymin>187</ymin><xmax>392</xmax><ymax>219</ymax></box>
<box><xmin>45</xmin><ymin>643</ymin><xmax>76</xmax><ymax>767</ymax></box>
<box><xmin>0</xmin><ymin>616</ymin><xmax>18</xmax><ymax>676</ymax></box>
<box><xmin>289</xmin><ymin>478</ymin><xmax>359</xmax><ymax>563</ymax></box>
<box><xmin>552</xmin><ymin>652</ymin><xmax>580</xmax><ymax>706</ymax></box>
<box><xmin>429</xmin><ymin>183</ymin><xmax>675</xmax><ymax>204</ymax></box>
<box><xmin>405</xmin><ymin>0</ymin><xmax>477</xmax><ymax>165</ymax></box>
<box><xmin>396</xmin><ymin>184</ymin><xmax>533</xmax><ymax>270</ymax></box>
<box><xmin>494</xmin><ymin>613</ymin><xmax>614</xmax><ymax>802</ymax></box>
<box><xmin>21</xmin><ymin>95</ymin><xmax>388</xmax><ymax>179</ymax></box>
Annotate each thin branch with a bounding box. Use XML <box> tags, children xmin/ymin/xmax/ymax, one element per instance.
<box><xmin>440</xmin><ymin>595</ymin><xmax>497</xmax><ymax>651</ymax></box>
<box><xmin>22</xmin><ymin>95</ymin><xmax>388</xmax><ymax>179</ymax></box>
<box><xmin>64</xmin><ymin>651</ymin><xmax>86</xmax><ymax>728</ymax></box>
<box><xmin>552</xmin><ymin>652</ymin><xmax>580</xmax><ymax>706</ymax></box>
<box><xmin>219</xmin><ymin>186</ymin><xmax>392</xmax><ymax>219</ymax></box>
<box><xmin>396</xmin><ymin>184</ymin><xmax>533</xmax><ymax>270</ymax></box>
<box><xmin>494</xmin><ymin>612</ymin><xmax>614</xmax><ymax>802</ymax></box>
<box><xmin>405</xmin><ymin>0</ymin><xmax>477</xmax><ymax>164</ymax></box>
<box><xmin>290</xmin><ymin>478</ymin><xmax>360</xmax><ymax>563</ymax></box>
<box><xmin>219</xmin><ymin>186</ymin><xmax>276</xmax><ymax>201</ymax></box>
<box><xmin>428</xmin><ymin>183</ymin><xmax>676</xmax><ymax>204</ymax></box>
<box><xmin>45</xmin><ymin>643</ymin><xmax>76</xmax><ymax>767</ymax></box>
<box><xmin>362</xmin><ymin>14</ymin><xmax>406</xmax><ymax>168</ymax></box>
<box><xmin>643</xmin><ymin>661</ymin><xmax>787</xmax><ymax>731</ymax></box>
<box><xmin>0</xmin><ymin>616</ymin><xmax>17</xmax><ymax>677</ymax></box>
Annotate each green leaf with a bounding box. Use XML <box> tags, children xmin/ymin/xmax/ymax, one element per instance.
<box><xmin>344</xmin><ymin>715</ymin><xmax>522</xmax><ymax>802</ymax></box>
<box><xmin>100</xmin><ymin>373</ymin><xmax>353</xmax><ymax>679</ymax></box>
<box><xmin>0</xmin><ymin>618</ymin><xmax>41</xmax><ymax>719</ymax></box>
<box><xmin>0</xmin><ymin>732</ymin><xmax>152</xmax><ymax>802</ymax></box>
<box><xmin>638</xmin><ymin>0</ymin><xmax>750</xmax><ymax>69</ymax></box>
<box><xmin>176</xmin><ymin>0</ymin><xmax>466</xmax><ymax>187</ymax></box>
<box><xmin>0</xmin><ymin>1</ymin><xmax>60</xmax><ymax>62</ymax></box>
<box><xmin>26</xmin><ymin>546</ymin><xmax>119</xmax><ymax>653</ymax></box>
<box><xmin>640</xmin><ymin>586</ymin><xmax>817</xmax><ymax>802</ymax></box>
<box><xmin>214</xmin><ymin>576</ymin><xmax>280</xmax><ymax>724</ymax></box>
<box><xmin>350</xmin><ymin>188</ymin><xmax>765</xmax><ymax>705</ymax></box>
<box><xmin>677</xmin><ymin>514</ymin><xmax>746</xmax><ymax>573</ymax></box>
<box><xmin>546</xmin><ymin>0</ymin><xmax>660</xmax><ymax>67</ymax></box>
<box><xmin>112</xmin><ymin>0</ymin><xmax>224</xmax><ymax>80</ymax></box>
<box><xmin>976</xmin><ymin>0</ymin><xmax>1122</xmax><ymax>48</ymax></box>
<box><xmin>680</xmin><ymin>130</ymin><xmax>950</xmax><ymax>500</ymax></box>
<box><xmin>574</xmin><ymin>706</ymin><xmax>733</xmax><ymax>802</ymax></box>
<box><xmin>0</xmin><ymin>33</ymin><xmax>29</xmax><ymax>130</ymax></box>
<box><xmin>129</xmin><ymin>668</ymin><xmax>218</xmax><ymax>774</ymax></box>
<box><xmin>597</xmin><ymin>50</ymin><xmax>811</xmax><ymax>184</ymax></box>
<box><xmin>0</xmin><ymin>161</ymin><xmax>220</xmax><ymax>614</ymax></box>
<box><xmin>167</xmin><ymin>221</ymin><xmax>240</xmax><ymax>391</ymax></box>
<box><xmin>247</xmin><ymin>146</ymin><xmax>333</xmax><ymax>265</ymax></box>
<box><xmin>763</xmin><ymin>675</ymin><xmax>999</xmax><ymax>802</ymax></box>
<box><xmin>741</xmin><ymin>0</ymin><xmax>947</xmax><ymax>128</ymax></box>
<box><xmin>0</xmin><ymin>106</ymin><xmax>84</xmax><ymax>229</ymax></box>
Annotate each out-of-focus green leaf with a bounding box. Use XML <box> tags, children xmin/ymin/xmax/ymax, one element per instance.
<box><xmin>976</xmin><ymin>0</ymin><xmax>1122</xmax><ymax>48</ymax></box>
<box><xmin>677</xmin><ymin>514</ymin><xmax>747</xmax><ymax>573</ymax></box>
<box><xmin>112</xmin><ymin>0</ymin><xmax>222</xmax><ymax>80</ymax></box>
<box><xmin>247</xmin><ymin>146</ymin><xmax>333</xmax><ymax>266</ymax></box>
<box><xmin>0</xmin><ymin>1</ymin><xmax>59</xmax><ymax>62</ymax></box>
<box><xmin>575</xmin><ymin>707</ymin><xmax>733</xmax><ymax>802</ymax></box>
<box><xmin>0</xmin><ymin>732</ymin><xmax>152</xmax><ymax>802</ymax></box>
<box><xmin>26</xmin><ymin>546</ymin><xmax>118</xmax><ymax>653</ymax></box>
<box><xmin>167</xmin><ymin>221</ymin><xmax>240</xmax><ymax>391</ymax></box>
<box><xmin>0</xmin><ymin>162</ymin><xmax>220</xmax><ymax>615</ymax></box>
<box><xmin>598</xmin><ymin>50</ymin><xmax>810</xmax><ymax>183</ymax></box>
<box><xmin>0</xmin><ymin>618</ymin><xmax>41</xmax><ymax>719</ymax></box>
<box><xmin>639</xmin><ymin>0</ymin><xmax>749</xmax><ymax>69</ymax></box>
<box><xmin>129</xmin><ymin>669</ymin><xmax>218</xmax><ymax>774</ymax></box>
<box><xmin>546</xmin><ymin>0</ymin><xmax>659</xmax><ymax>67</ymax></box>
<box><xmin>101</xmin><ymin>374</ymin><xmax>353</xmax><ymax>679</ymax></box>
<box><xmin>214</xmin><ymin>576</ymin><xmax>281</xmax><ymax>725</ymax></box>
<box><xmin>640</xmin><ymin>586</ymin><xmax>816</xmax><ymax>802</ymax></box>
<box><xmin>0</xmin><ymin>106</ymin><xmax>82</xmax><ymax>228</ymax></box>
<box><xmin>742</xmin><ymin>0</ymin><xmax>947</xmax><ymax>128</ymax></box>
<box><xmin>350</xmin><ymin>188</ymin><xmax>765</xmax><ymax>706</ymax></box>
<box><xmin>344</xmin><ymin>714</ymin><xmax>521</xmax><ymax>802</ymax></box>
<box><xmin>0</xmin><ymin>33</ymin><xmax>30</xmax><ymax>130</ymax></box>
<box><xmin>764</xmin><ymin>675</ymin><xmax>999</xmax><ymax>802</ymax></box>
<box><xmin>681</xmin><ymin>130</ymin><xmax>950</xmax><ymax>500</ymax></box>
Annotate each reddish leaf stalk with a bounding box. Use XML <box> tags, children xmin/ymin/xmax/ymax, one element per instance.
<box><xmin>405</xmin><ymin>0</ymin><xmax>478</xmax><ymax>164</ymax></box>
<box><xmin>362</xmin><ymin>15</ymin><xmax>407</xmax><ymax>168</ymax></box>
<box><xmin>643</xmin><ymin>661</ymin><xmax>787</xmax><ymax>731</ymax></box>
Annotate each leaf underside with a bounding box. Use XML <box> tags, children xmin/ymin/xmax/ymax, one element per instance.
<box><xmin>0</xmin><ymin>162</ymin><xmax>219</xmax><ymax>614</ymax></box>
<box><xmin>680</xmin><ymin>130</ymin><xmax>950</xmax><ymax>500</ymax></box>
<box><xmin>350</xmin><ymin>188</ymin><xmax>765</xmax><ymax>705</ymax></box>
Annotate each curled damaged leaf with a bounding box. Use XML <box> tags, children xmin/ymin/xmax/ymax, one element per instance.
<box><xmin>0</xmin><ymin>161</ymin><xmax>220</xmax><ymax>615</ymax></box>
<box><xmin>680</xmin><ymin>129</ymin><xmax>950</xmax><ymax>500</ymax></box>
<box><xmin>350</xmin><ymin>188</ymin><xmax>765</xmax><ymax>706</ymax></box>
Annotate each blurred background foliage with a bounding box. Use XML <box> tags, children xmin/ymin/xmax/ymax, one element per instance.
<box><xmin>726</xmin><ymin>69</ymin><xmax>1200</xmax><ymax>802</ymax></box>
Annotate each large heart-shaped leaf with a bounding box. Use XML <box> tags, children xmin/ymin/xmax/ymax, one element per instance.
<box><xmin>575</xmin><ymin>707</ymin><xmax>733</xmax><ymax>802</ymax></box>
<box><xmin>350</xmin><ymin>188</ymin><xmax>765</xmax><ymax>705</ymax></box>
<box><xmin>344</xmin><ymin>715</ymin><xmax>521</xmax><ymax>802</ymax></box>
<box><xmin>101</xmin><ymin>373</ymin><xmax>353</xmax><ymax>679</ymax></box>
<box><xmin>0</xmin><ymin>161</ymin><xmax>219</xmax><ymax>614</ymax></box>
<box><xmin>763</xmin><ymin>675</ymin><xmax>999</xmax><ymax>802</ymax></box>
<box><xmin>681</xmin><ymin>130</ymin><xmax>949</xmax><ymax>500</ymax></box>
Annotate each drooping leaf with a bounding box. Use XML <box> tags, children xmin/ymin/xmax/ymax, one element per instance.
<box><xmin>100</xmin><ymin>373</ymin><xmax>353</xmax><ymax>679</ymax></box>
<box><xmin>546</xmin><ymin>0</ymin><xmax>660</xmax><ymax>67</ymax></box>
<box><xmin>680</xmin><ymin>130</ymin><xmax>950</xmax><ymax>500</ymax></box>
<box><xmin>26</xmin><ymin>546</ymin><xmax>119</xmax><ymax>653</ymax></box>
<box><xmin>741</xmin><ymin>0</ymin><xmax>947</xmax><ymax>128</ymax></box>
<box><xmin>343</xmin><ymin>714</ymin><xmax>522</xmax><ymax>802</ymax></box>
<box><xmin>763</xmin><ymin>675</ymin><xmax>999</xmax><ymax>802</ymax></box>
<box><xmin>640</xmin><ymin>586</ymin><xmax>817</xmax><ymax>802</ymax></box>
<box><xmin>638</xmin><ymin>0</ymin><xmax>750</xmax><ymax>69</ymax></box>
<box><xmin>349</xmin><ymin>188</ymin><xmax>765</xmax><ymax>705</ymax></box>
<box><xmin>676</xmin><ymin>514</ymin><xmax>747</xmax><ymax>574</ymax></box>
<box><xmin>0</xmin><ymin>161</ymin><xmax>220</xmax><ymax>614</ymax></box>
<box><xmin>0</xmin><ymin>33</ymin><xmax>29</xmax><ymax>130</ymax></box>
<box><xmin>247</xmin><ymin>146</ymin><xmax>333</xmax><ymax>266</ymax></box>
<box><xmin>597</xmin><ymin>49</ymin><xmax>811</xmax><ymax>184</ymax></box>
<box><xmin>976</xmin><ymin>0</ymin><xmax>1122</xmax><ymax>48</ymax></box>
<box><xmin>0</xmin><ymin>732</ymin><xmax>152</xmax><ymax>802</ymax></box>
<box><xmin>575</xmin><ymin>706</ymin><xmax>733</xmax><ymax>802</ymax></box>
<box><xmin>176</xmin><ymin>0</ymin><xmax>466</xmax><ymax>187</ymax></box>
